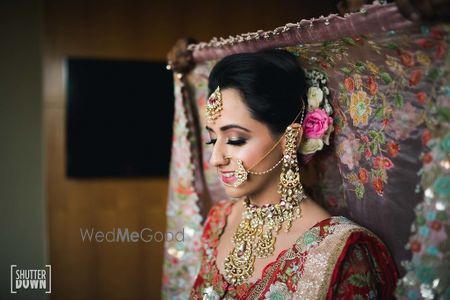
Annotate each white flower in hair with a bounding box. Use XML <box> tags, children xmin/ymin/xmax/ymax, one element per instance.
<box><xmin>306</xmin><ymin>87</ymin><xmax>323</xmax><ymax>111</ymax></box>
<box><xmin>299</xmin><ymin>138</ymin><xmax>324</xmax><ymax>155</ymax></box>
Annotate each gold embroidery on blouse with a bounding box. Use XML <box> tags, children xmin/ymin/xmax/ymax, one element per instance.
<box><xmin>294</xmin><ymin>221</ymin><xmax>378</xmax><ymax>299</ymax></box>
<box><xmin>245</xmin><ymin>217</ymin><xmax>381</xmax><ymax>300</ymax></box>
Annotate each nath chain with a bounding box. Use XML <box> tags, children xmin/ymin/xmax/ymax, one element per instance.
<box><xmin>248</xmin><ymin>156</ymin><xmax>283</xmax><ymax>175</ymax></box>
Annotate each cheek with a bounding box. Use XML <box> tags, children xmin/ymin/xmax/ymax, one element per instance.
<box><xmin>240</xmin><ymin>138</ymin><xmax>282</xmax><ymax>171</ymax></box>
<box><xmin>233</xmin><ymin>142</ymin><xmax>268</xmax><ymax>167</ymax></box>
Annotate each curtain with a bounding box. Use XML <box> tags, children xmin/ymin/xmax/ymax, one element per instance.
<box><xmin>162</xmin><ymin>3</ymin><xmax>449</xmax><ymax>299</ymax></box>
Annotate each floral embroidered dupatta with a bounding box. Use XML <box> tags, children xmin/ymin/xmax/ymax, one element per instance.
<box><xmin>163</xmin><ymin>3</ymin><xmax>450</xmax><ymax>299</ymax></box>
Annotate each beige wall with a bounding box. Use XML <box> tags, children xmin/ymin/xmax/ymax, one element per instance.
<box><xmin>42</xmin><ymin>1</ymin><xmax>336</xmax><ymax>300</ymax></box>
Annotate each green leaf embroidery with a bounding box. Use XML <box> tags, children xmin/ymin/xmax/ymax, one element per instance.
<box><xmin>375</xmin><ymin>106</ymin><xmax>384</xmax><ymax>119</ymax></box>
<box><xmin>342</xmin><ymin>37</ymin><xmax>357</xmax><ymax>45</ymax></box>
<box><xmin>394</xmin><ymin>94</ymin><xmax>404</xmax><ymax>108</ymax></box>
<box><xmin>355</xmin><ymin>61</ymin><xmax>366</xmax><ymax>72</ymax></box>
<box><xmin>355</xmin><ymin>184</ymin><xmax>365</xmax><ymax>200</ymax></box>
<box><xmin>349</xmin><ymin>274</ymin><xmax>370</xmax><ymax>288</ymax></box>
<box><xmin>385</xmin><ymin>43</ymin><xmax>399</xmax><ymax>50</ymax></box>
<box><xmin>427</xmin><ymin>68</ymin><xmax>441</xmax><ymax>81</ymax></box>
<box><xmin>380</xmin><ymin>72</ymin><xmax>392</xmax><ymax>84</ymax></box>
<box><xmin>368</xmin><ymin>130</ymin><xmax>378</xmax><ymax>139</ymax></box>
<box><xmin>437</xmin><ymin>107</ymin><xmax>450</xmax><ymax>122</ymax></box>
<box><xmin>378</xmin><ymin>132</ymin><xmax>386</xmax><ymax>144</ymax></box>
<box><xmin>370</xmin><ymin>143</ymin><xmax>378</xmax><ymax>156</ymax></box>
<box><xmin>353</xmin><ymin>295</ymin><xmax>365</xmax><ymax>300</ymax></box>
<box><xmin>341</xmin><ymin>67</ymin><xmax>352</xmax><ymax>76</ymax></box>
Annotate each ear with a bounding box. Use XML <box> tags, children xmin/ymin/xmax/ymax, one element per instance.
<box><xmin>280</xmin><ymin>123</ymin><xmax>303</xmax><ymax>153</ymax></box>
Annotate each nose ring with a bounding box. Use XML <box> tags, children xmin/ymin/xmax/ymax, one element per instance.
<box><xmin>224</xmin><ymin>155</ymin><xmax>232</xmax><ymax>161</ymax></box>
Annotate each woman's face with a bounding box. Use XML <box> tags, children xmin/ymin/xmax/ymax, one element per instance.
<box><xmin>205</xmin><ymin>88</ymin><xmax>284</xmax><ymax>199</ymax></box>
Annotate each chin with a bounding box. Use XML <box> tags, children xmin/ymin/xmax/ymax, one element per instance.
<box><xmin>222</xmin><ymin>185</ymin><xmax>248</xmax><ymax>199</ymax></box>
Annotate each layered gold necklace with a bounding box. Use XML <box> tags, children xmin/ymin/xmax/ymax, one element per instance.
<box><xmin>223</xmin><ymin>126</ymin><xmax>306</xmax><ymax>285</ymax></box>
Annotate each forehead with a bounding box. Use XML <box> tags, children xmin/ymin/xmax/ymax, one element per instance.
<box><xmin>207</xmin><ymin>88</ymin><xmax>254</xmax><ymax>129</ymax></box>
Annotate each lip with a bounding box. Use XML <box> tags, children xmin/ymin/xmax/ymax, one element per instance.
<box><xmin>219</xmin><ymin>170</ymin><xmax>237</xmax><ymax>185</ymax></box>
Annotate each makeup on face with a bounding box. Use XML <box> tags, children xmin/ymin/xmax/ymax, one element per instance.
<box><xmin>205</xmin><ymin>124</ymin><xmax>252</xmax><ymax>186</ymax></box>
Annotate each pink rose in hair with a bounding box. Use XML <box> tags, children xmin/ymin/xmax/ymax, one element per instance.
<box><xmin>303</xmin><ymin>108</ymin><xmax>332</xmax><ymax>139</ymax></box>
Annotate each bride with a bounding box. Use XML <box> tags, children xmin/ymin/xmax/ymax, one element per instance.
<box><xmin>188</xmin><ymin>49</ymin><xmax>398</xmax><ymax>299</ymax></box>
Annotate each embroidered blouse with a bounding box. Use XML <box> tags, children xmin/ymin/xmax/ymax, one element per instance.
<box><xmin>190</xmin><ymin>200</ymin><xmax>398</xmax><ymax>299</ymax></box>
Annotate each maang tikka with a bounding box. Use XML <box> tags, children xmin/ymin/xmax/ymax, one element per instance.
<box><xmin>206</xmin><ymin>84</ymin><xmax>308</xmax><ymax>285</ymax></box>
<box><xmin>206</xmin><ymin>86</ymin><xmax>223</xmax><ymax>121</ymax></box>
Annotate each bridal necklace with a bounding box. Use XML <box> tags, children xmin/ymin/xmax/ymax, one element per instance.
<box><xmin>223</xmin><ymin>124</ymin><xmax>307</xmax><ymax>285</ymax></box>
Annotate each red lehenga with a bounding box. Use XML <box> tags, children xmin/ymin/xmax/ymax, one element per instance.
<box><xmin>190</xmin><ymin>200</ymin><xmax>398</xmax><ymax>299</ymax></box>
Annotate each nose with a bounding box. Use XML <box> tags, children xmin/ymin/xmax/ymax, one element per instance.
<box><xmin>209</xmin><ymin>143</ymin><xmax>230</xmax><ymax>167</ymax></box>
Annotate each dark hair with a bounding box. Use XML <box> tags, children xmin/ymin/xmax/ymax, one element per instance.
<box><xmin>208</xmin><ymin>49</ymin><xmax>307</xmax><ymax>137</ymax></box>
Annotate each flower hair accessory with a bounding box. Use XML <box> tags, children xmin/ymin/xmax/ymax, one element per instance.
<box><xmin>300</xmin><ymin>69</ymin><xmax>334</xmax><ymax>155</ymax></box>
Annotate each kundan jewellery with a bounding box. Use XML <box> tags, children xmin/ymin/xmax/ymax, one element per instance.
<box><xmin>206</xmin><ymin>86</ymin><xmax>223</xmax><ymax>121</ymax></box>
<box><xmin>208</xmin><ymin>69</ymin><xmax>334</xmax><ymax>285</ymax></box>
<box><xmin>218</xmin><ymin>106</ymin><xmax>305</xmax><ymax>189</ymax></box>
<box><xmin>223</xmin><ymin>123</ymin><xmax>307</xmax><ymax>285</ymax></box>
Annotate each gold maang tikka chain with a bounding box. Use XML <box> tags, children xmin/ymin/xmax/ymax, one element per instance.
<box><xmin>223</xmin><ymin>121</ymin><xmax>307</xmax><ymax>286</ymax></box>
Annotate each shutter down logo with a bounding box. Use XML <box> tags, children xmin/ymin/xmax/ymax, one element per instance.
<box><xmin>10</xmin><ymin>265</ymin><xmax>51</xmax><ymax>294</ymax></box>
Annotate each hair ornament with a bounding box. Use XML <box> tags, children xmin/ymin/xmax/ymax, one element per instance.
<box><xmin>300</xmin><ymin>69</ymin><xmax>334</xmax><ymax>155</ymax></box>
<box><xmin>206</xmin><ymin>86</ymin><xmax>223</xmax><ymax>121</ymax></box>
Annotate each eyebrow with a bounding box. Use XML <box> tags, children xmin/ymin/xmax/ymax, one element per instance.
<box><xmin>205</xmin><ymin>124</ymin><xmax>251</xmax><ymax>133</ymax></box>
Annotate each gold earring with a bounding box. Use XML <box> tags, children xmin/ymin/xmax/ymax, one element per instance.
<box><xmin>278</xmin><ymin>125</ymin><xmax>306</xmax><ymax>231</ymax></box>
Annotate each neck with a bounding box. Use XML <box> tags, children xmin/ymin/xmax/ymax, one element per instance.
<box><xmin>246</xmin><ymin>169</ymin><xmax>282</xmax><ymax>206</ymax></box>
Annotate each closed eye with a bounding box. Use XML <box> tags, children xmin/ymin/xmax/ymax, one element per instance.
<box><xmin>227</xmin><ymin>139</ymin><xmax>246</xmax><ymax>146</ymax></box>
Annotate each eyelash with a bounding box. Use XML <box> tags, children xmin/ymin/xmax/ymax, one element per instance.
<box><xmin>205</xmin><ymin>138</ymin><xmax>246</xmax><ymax>146</ymax></box>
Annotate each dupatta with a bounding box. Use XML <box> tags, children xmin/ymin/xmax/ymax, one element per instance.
<box><xmin>163</xmin><ymin>3</ymin><xmax>450</xmax><ymax>299</ymax></box>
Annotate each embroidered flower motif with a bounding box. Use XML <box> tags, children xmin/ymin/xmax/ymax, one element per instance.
<box><xmin>416</xmin><ymin>92</ymin><xmax>427</xmax><ymax>104</ymax></box>
<box><xmin>358</xmin><ymin>168</ymin><xmax>369</xmax><ymax>183</ymax></box>
<box><xmin>303</xmin><ymin>108</ymin><xmax>333</xmax><ymax>138</ymax></box>
<box><xmin>416</xmin><ymin>52</ymin><xmax>431</xmax><ymax>66</ymax></box>
<box><xmin>264</xmin><ymin>281</ymin><xmax>292</xmax><ymax>300</ymax></box>
<box><xmin>386</xmin><ymin>56</ymin><xmax>405</xmax><ymax>77</ymax></box>
<box><xmin>430</xmin><ymin>221</ymin><xmax>442</xmax><ymax>231</ymax></box>
<box><xmin>398</xmin><ymin>49</ymin><xmax>415</xmax><ymax>67</ymax></box>
<box><xmin>344</xmin><ymin>77</ymin><xmax>355</xmax><ymax>92</ymax></box>
<box><xmin>306</xmin><ymin>87</ymin><xmax>323</xmax><ymax>111</ymax></box>
<box><xmin>435</xmin><ymin>42</ymin><xmax>447</xmax><ymax>59</ymax></box>
<box><xmin>202</xmin><ymin>286</ymin><xmax>220</xmax><ymax>300</ymax></box>
<box><xmin>367</xmin><ymin>76</ymin><xmax>378</xmax><ymax>95</ymax></box>
<box><xmin>431</xmin><ymin>27</ymin><xmax>444</xmax><ymax>40</ymax></box>
<box><xmin>353</xmin><ymin>73</ymin><xmax>362</xmax><ymax>89</ymax></box>
<box><xmin>387</xmin><ymin>142</ymin><xmax>400</xmax><ymax>157</ymax></box>
<box><xmin>302</xmin><ymin>230</ymin><xmax>319</xmax><ymax>247</ymax></box>
<box><xmin>441</xmin><ymin>134</ymin><xmax>450</xmax><ymax>153</ymax></box>
<box><xmin>410</xmin><ymin>240</ymin><xmax>422</xmax><ymax>253</ymax></box>
<box><xmin>366</xmin><ymin>60</ymin><xmax>379</xmax><ymax>75</ymax></box>
<box><xmin>374</xmin><ymin>156</ymin><xmax>394</xmax><ymax>170</ymax></box>
<box><xmin>409</xmin><ymin>69</ymin><xmax>423</xmax><ymax>86</ymax></box>
<box><xmin>349</xmin><ymin>90</ymin><xmax>372</xmax><ymax>127</ymax></box>
<box><xmin>433</xmin><ymin>176</ymin><xmax>450</xmax><ymax>197</ymax></box>
<box><xmin>415</xmin><ymin>39</ymin><xmax>434</xmax><ymax>49</ymax></box>
<box><xmin>337</xmin><ymin>133</ymin><xmax>361</xmax><ymax>170</ymax></box>
<box><xmin>387</xmin><ymin>102</ymin><xmax>419</xmax><ymax>140</ymax></box>
<box><xmin>422</xmin><ymin>152</ymin><xmax>433</xmax><ymax>164</ymax></box>
<box><xmin>372</xmin><ymin>178</ymin><xmax>384</xmax><ymax>196</ymax></box>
